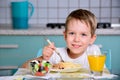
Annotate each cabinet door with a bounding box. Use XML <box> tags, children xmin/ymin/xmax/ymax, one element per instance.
<box><xmin>95</xmin><ymin>36</ymin><xmax>120</xmax><ymax>74</ymax></box>
<box><xmin>0</xmin><ymin>36</ymin><xmax>45</xmax><ymax>67</ymax></box>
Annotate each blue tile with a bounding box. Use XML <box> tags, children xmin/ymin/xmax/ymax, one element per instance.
<box><xmin>112</xmin><ymin>0</ymin><xmax>120</xmax><ymax>7</ymax></box>
<box><xmin>69</xmin><ymin>0</ymin><xmax>79</xmax><ymax>8</ymax></box>
<box><xmin>101</xmin><ymin>8</ymin><xmax>111</xmax><ymax>17</ymax></box>
<box><xmin>58</xmin><ymin>0</ymin><xmax>68</xmax><ymax>7</ymax></box>
<box><xmin>80</xmin><ymin>0</ymin><xmax>89</xmax><ymax>7</ymax></box>
<box><xmin>101</xmin><ymin>0</ymin><xmax>111</xmax><ymax>7</ymax></box>
<box><xmin>112</xmin><ymin>8</ymin><xmax>120</xmax><ymax>17</ymax></box>
<box><xmin>90</xmin><ymin>0</ymin><xmax>100</xmax><ymax>7</ymax></box>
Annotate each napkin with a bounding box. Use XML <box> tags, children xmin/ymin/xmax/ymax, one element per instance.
<box><xmin>22</xmin><ymin>73</ymin><xmax>61</xmax><ymax>80</ymax></box>
<box><xmin>14</xmin><ymin>68</ymin><xmax>118</xmax><ymax>80</ymax></box>
<box><xmin>80</xmin><ymin>73</ymin><xmax>118</xmax><ymax>79</ymax></box>
<box><xmin>0</xmin><ymin>76</ymin><xmax>23</xmax><ymax>80</ymax></box>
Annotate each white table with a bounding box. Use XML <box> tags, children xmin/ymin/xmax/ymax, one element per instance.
<box><xmin>0</xmin><ymin>68</ymin><xmax>118</xmax><ymax>80</ymax></box>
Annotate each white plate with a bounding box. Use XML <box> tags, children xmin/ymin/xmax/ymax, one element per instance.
<box><xmin>50</xmin><ymin>67</ymin><xmax>82</xmax><ymax>72</ymax></box>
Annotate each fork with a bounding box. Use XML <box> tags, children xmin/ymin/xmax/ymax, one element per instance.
<box><xmin>46</xmin><ymin>38</ymin><xmax>64</xmax><ymax>62</ymax></box>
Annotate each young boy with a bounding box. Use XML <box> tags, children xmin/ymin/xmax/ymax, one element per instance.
<box><xmin>22</xmin><ymin>9</ymin><xmax>101</xmax><ymax>69</ymax></box>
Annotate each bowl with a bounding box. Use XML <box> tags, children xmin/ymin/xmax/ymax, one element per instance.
<box><xmin>29</xmin><ymin>60</ymin><xmax>51</xmax><ymax>76</ymax></box>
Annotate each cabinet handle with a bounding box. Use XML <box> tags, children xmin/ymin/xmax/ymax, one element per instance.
<box><xmin>0</xmin><ymin>66</ymin><xmax>18</xmax><ymax>70</ymax></box>
<box><xmin>0</xmin><ymin>45</ymin><xmax>18</xmax><ymax>48</ymax></box>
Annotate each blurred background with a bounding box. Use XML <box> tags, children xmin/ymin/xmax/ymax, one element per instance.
<box><xmin>0</xmin><ymin>0</ymin><xmax>120</xmax><ymax>76</ymax></box>
<box><xmin>0</xmin><ymin>0</ymin><xmax>120</xmax><ymax>28</ymax></box>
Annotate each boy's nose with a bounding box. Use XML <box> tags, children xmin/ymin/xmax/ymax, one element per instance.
<box><xmin>74</xmin><ymin>35</ymin><xmax>81</xmax><ymax>42</ymax></box>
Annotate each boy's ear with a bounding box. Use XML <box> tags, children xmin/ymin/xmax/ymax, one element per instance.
<box><xmin>63</xmin><ymin>31</ymin><xmax>67</xmax><ymax>40</ymax></box>
<box><xmin>90</xmin><ymin>34</ymin><xmax>97</xmax><ymax>45</ymax></box>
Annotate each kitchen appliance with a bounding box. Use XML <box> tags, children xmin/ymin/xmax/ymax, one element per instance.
<box><xmin>97</xmin><ymin>23</ymin><xmax>111</xmax><ymax>29</ymax></box>
<box><xmin>46</xmin><ymin>23</ymin><xmax>111</xmax><ymax>29</ymax></box>
<box><xmin>46</xmin><ymin>23</ymin><xmax>65</xmax><ymax>29</ymax></box>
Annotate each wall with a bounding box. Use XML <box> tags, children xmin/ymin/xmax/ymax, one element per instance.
<box><xmin>0</xmin><ymin>0</ymin><xmax>120</xmax><ymax>28</ymax></box>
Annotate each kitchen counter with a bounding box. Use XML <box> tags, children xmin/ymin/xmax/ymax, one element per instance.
<box><xmin>0</xmin><ymin>28</ymin><xmax>120</xmax><ymax>36</ymax></box>
<box><xmin>0</xmin><ymin>28</ymin><xmax>64</xmax><ymax>36</ymax></box>
<box><xmin>0</xmin><ymin>23</ymin><xmax>120</xmax><ymax>36</ymax></box>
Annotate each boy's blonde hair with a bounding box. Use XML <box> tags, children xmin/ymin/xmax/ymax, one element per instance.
<box><xmin>65</xmin><ymin>9</ymin><xmax>97</xmax><ymax>37</ymax></box>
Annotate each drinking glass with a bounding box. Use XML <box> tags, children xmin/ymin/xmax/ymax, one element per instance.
<box><xmin>87</xmin><ymin>47</ymin><xmax>106</xmax><ymax>76</ymax></box>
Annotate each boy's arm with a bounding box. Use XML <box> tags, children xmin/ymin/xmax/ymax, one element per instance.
<box><xmin>21</xmin><ymin>56</ymin><xmax>43</xmax><ymax>69</ymax></box>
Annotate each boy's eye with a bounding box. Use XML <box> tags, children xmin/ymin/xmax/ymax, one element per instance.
<box><xmin>81</xmin><ymin>33</ymin><xmax>87</xmax><ymax>36</ymax></box>
<box><xmin>69</xmin><ymin>32</ymin><xmax>74</xmax><ymax>35</ymax></box>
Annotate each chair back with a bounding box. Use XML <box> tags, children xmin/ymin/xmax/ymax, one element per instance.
<box><xmin>102</xmin><ymin>49</ymin><xmax>112</xmax><ymax>72</ymax></box>
<box><xmin>36</xmin><ymin>48</ymin><xmax>42</xmax><ymax>57</ymax></box>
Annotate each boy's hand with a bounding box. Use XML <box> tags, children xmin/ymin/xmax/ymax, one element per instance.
<box><xmin>42</xmin><ymin>42</ymin><xmax>55</xmax><ymax>60</ymax></box>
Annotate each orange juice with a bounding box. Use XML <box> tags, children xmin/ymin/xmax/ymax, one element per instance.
<box><xmin>88</xmin><ymin>55</ymin><xmax>106</xmax><ymax>72</ymax></box>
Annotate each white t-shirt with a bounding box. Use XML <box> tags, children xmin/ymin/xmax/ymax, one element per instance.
<box><xmin>49</xmin><ymin>44</ymin><xmax>101</xmax><ymax>69</ymax></box>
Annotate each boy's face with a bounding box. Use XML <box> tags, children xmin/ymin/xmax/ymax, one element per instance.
<box><xmin>64</xmin><ymin>19</ymin><xmax>96</xmax><ymax>58</ymax></box>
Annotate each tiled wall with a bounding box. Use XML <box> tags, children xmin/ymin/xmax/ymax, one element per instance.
<box><xmin>0</xmin><ymin>0</ymin><xmax>120</xmax><ymax>27</ymax></box>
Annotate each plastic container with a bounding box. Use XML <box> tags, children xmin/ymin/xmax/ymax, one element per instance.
<box><xmin>11</xmin><ymin>1</ymin><xmax>34</xmax><ymax>29</ymax></box>
<box><xmin>29</xmin><ymin>60</ymin><xmax>51</xmax><ymax>76</ymax></box>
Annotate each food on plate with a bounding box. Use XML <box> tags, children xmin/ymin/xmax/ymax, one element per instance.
<box><xmin>52</xmin><ymin>62</ymin><xmax>82</xmax><ymax>69</ymax></box>
<box><xmin>29</xmin><ymin>60</ymin><xmax>51</xmax><ymax>76</ymax></box>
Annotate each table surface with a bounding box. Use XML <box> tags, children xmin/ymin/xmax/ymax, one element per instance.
<box><xmin>0</xmin><ymin>68</ymin><xmax>119</xmax><ymax>80</ymax></box>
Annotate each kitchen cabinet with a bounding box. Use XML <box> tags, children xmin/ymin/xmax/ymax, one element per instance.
<box><xmin>0</xmin><ymin>35</ymin><xmax>44</xmax><ymax>66</ymax></box>
<box><xmin>0</xmin><ymin>35</ymin><xmax>120</xmax><ymax>75</ymax></box>
<box><xmin>95</xmin><ymin>35</ymin><xmax>120</xmax><ymax>75</ymax></box>
<box><xmin>0</xmin><ymin>35</ymin><xmax>65</xmax><ymax>67</ymax></box>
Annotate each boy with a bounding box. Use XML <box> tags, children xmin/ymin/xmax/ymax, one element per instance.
<box><xmin>22</xmin><ymin>9</ymin><xmax>101</xmax><ymax>69</ymax></box>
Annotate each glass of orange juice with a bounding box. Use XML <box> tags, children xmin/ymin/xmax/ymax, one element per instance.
<box><xmin>88</xmin><ymin>54</ymin><xmax>106</xmax><ymax>76</ymax></box>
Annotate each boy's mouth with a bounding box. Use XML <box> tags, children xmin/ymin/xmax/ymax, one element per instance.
<box><xmin>72</xmin><ymin>44</ymin><xmax>81</xmax><ymax>48</ymax></box>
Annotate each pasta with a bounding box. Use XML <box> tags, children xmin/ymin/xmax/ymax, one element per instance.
<box><xmin>52</xmin><ymin>62</ymin><xmax>81</xmax><ymax>69</ymax></box>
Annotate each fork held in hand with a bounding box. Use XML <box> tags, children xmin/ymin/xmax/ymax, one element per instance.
<box><xmin>46</xmin><ymin>38</ymin><xmax>64</xmax><ymax>62</ymax></box>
